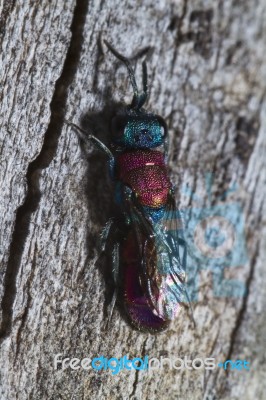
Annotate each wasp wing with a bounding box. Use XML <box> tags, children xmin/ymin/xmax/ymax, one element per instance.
<box><xmin>126</xmin><ymin>192</ymin><xmax>186</xmax><ymax>320</ymax></box>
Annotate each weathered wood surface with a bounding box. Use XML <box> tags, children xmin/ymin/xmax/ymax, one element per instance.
<box><xmin>0</xmin><ymin>0</ymin><xmax>266</xmax><ymax>399</ymax></box>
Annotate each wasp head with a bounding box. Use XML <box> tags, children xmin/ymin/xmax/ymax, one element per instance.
<box><xmin>110</xmin><ymin>113</ymin><xmax>167</xmax><ymax>149</ymax></box>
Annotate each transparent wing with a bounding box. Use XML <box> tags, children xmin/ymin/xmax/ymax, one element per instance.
<box><xmin>126</xmin><ymin>191</ymin><xmax>186</xmax><ymax>320</ymax></box>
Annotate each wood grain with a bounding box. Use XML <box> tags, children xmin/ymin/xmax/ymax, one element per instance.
<box><xmin>0</xmin><ymin>1</ymin><xmax>265</xmax><ymax>399</ymax></box>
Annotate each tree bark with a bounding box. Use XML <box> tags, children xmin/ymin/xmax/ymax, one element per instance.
<box><xmin>1</xmin><ymin>0</ymin><xmax>266</xmax><ymax>399</ymax></box>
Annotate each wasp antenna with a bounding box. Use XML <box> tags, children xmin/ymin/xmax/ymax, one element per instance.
<box><xmin>104</xmin><ymin>40</ymin><xmax>140</xmax><ymax>105</ymax></box>
<box><xmin>135</xmin><ymin>45</ymin><xmax>154</xmax><ymax>61</ymax></box>
<box><xmin>135</xmin><ymin>60</ymin><xmax>148</xmax><ymax>109</ymax></box>
<box><xmin>139</xmin><ymin>46</ymin><xmax>154</xmax><ymax>106</ymax></box>
<box><xmin>142</xmin><ymin>60</ymin><xmax>148</xmax><ymax>96</ymax></box>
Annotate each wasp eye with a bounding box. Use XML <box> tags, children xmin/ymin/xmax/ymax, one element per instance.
<box><xmin>155</xmin><ymin>115</ymin><xmax>168</xmax><ymax>139</ymax></box>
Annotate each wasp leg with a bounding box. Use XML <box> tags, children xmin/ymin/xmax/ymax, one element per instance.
<box><xmin>100</xmin><ymin>218</ymin><xmax>115</xmax><ymax>252</ymax></box>
<box><xmin>184</xmin><ymin>288</ymin><xmax>196</xmax><ymax>329</ymax></box>
<box><xmin>100</xmin><ymin>217</ymin><xmax>122</xmax><ymax>329</ymax></box>
<box><xmin>178</xmin><ymin>237</ymin><xmax>196</xmax><ymax>329</ymax></box>
<box><xmin>65</xmin><ymin>120</ymin><xmax>115</xmax><ymax>178</ymax></box>
<box><xmin>104</xmin><ymin>242</ymin><xmax>120</xmax><ymax>330</ymax></box>
<box><xmin>177</xmin><ymin>237</ymin><xmax>187</xmax><ymax>265</ymax></box>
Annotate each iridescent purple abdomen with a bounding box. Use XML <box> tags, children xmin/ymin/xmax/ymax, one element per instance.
<box><xmin>122</xmin><ymin>229</ymin><xmax>170</xmax><ymax>332</ymax></box>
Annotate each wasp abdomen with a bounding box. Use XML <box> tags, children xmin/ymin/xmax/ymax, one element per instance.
<box><xmin>122</xmin><ymin>229</ymin><xmax>170</xmax><ymax>332</ymax></box>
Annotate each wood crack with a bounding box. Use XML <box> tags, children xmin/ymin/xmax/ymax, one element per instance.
<box><xmin>0</xmin><ymin>0</ymin><xmax>88</xmax><ymax>342</ymax></box>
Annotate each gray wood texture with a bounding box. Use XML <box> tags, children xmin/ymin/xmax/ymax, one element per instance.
<box><xmin>0</xmin><ymin>0</ymin><xmax>266</xmax><ymax>399</ymax></box>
